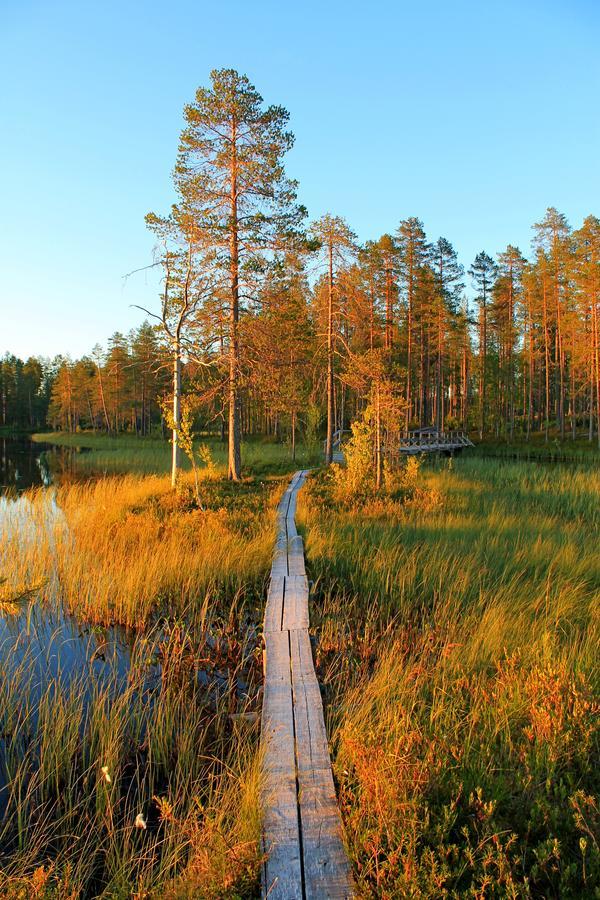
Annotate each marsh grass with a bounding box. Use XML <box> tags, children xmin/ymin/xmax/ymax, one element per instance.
<box><xmin>472</xmin><ymin>431</ymin><xmax>600</xmax><ymax>463</ymax></box>
<box><xmin>0</xmin><ymin>613</ymin><xmax>263</xmax><ymax>898</ymax></box>
<box><xmin>299</xmin><ymin>458</ymin><xmax>600</xmax><ymax>897</ymax></box>
<box><xmin>1</xmin><ymin>470</ymin><xmax>282</xmax><ymax>629</ymax></box>
<box><xmin>0</xmin><ymin>468</ymin><xmax>286</xmax><ymax>896</ymax></box>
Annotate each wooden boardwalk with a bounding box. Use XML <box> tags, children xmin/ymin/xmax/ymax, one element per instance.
<box><xmin>261</xmin><ymin>471</ymin><xmax>353</xmax><ymax>899</ymax></box>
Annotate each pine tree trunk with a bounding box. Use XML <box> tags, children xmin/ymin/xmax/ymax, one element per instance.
<box><xmin>228</xmin><ymin>117</ymin><xmax>242</xmax><ymax>481</ymax></box>
<box><xmin>325</xmin><ymin>240</ymin><xmax>335</xmax><ymax>464</ymax></box>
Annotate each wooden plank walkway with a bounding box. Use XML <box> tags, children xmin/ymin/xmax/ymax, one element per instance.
<box><xmin>261</xmin><ymin>471</ymin><xmax>354</xmax><ymax>899</ymax></box>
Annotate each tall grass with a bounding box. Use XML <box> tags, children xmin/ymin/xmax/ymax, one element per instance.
<box><xmin>2</xmin><ymin>471</ymin><xmax>280</xmax><ymax>628</ymax></box>
<box><xmin>0</xmin><ymin>614</ymin><xmax>263</xmax><ymax>897</ymax></box>
<box><xmin>0</xmin><ymin>469</ymin><xmax>285</xmax><ymax>896</ymax></box>
<box><xmin>472</xmin><ymin>432</ymin><xmax>600</xmax><ymax>463</ymax></box>
<box><xmin>299</xmin><ymin>458</ymin><xmax>600</xmax><ymax>897</ymax></box>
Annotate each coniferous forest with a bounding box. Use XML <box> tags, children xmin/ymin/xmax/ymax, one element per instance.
<box><xmin>3</xmin><ymin>74</ymin><xmax>599</xmax><ymax>463</ymax></box>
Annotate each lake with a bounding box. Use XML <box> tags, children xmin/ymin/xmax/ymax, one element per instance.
<box><xmin>0</xmin><ymin>435</ymin><xmax>82</xmax><ymax>493</ymax></box>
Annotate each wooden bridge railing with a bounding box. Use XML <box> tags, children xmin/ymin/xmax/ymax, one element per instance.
<box><xmin>396</xmin><ymin>430</ymin><xmax>474</xmax><ymax>454</ymax></box>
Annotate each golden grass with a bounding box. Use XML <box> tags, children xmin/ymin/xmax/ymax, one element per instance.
<box><xmin>1</xmin><ymin>471</ymin><xmax>279</xmax><ymax>628</ymax></box>
<box><xmin>0</xmin><ymin>469</ymin><xmax>283</xmax><ymax>895</ymax></box>
<box><xmin>299</xmin><ymin>458</ymin><xmax>600</xmax><ymax>896</ymax></box>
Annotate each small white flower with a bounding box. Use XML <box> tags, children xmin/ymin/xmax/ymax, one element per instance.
<box><xmin>135</xmin><ymin>813</ymin><xmax>147</xmax><ymax>830</ymax></box>
<box><xmin>101</xmin><ymin>766</ymin><xmax>111</xmax><ymax>784</ymax></box>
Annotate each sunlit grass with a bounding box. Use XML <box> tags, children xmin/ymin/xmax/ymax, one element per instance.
<box><xmin>1</xmin><ymin>470</ymin><xmax>283</xmax><ymax>628</ymax></box>
<box><xmin>299</xmin><ymin>458</ymin><xmax>600</xmax><ymax>896</ymax></box>
<box><xmin>0</xmin><ymin>615</ymin><xmax>263</xmax><ymax>897</ymax></box>
<box><xmin>0</xmin><ymin>468</ymin><xmax>284</xmax><ymax>895</ymax></box>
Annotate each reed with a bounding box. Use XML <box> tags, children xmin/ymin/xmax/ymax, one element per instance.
<box><xmin>0</xmin><ymin>469</ymin><xmax>283</xmax><ymax>895</ymax></box>
<box><xmin>0</xmin><ymin>612</ymin><xmax>263</xmax><ymax>897</ymax></box>
<box><xmin>1</xmin><ymin>471</ymin><xmax>281</xmax><ymax>628</ymax></box>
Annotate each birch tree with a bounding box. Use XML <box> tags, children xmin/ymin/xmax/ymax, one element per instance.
<box><xmin>144</xmin><ymin>211</ymin><xmax>213</xmax><ymax>487</ymax></box>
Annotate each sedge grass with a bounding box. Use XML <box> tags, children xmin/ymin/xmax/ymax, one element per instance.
<box><xmin>0</xmin><ymin>467</ymin><xmax>286</xmax><ymax>895</ymax></box>
<box><xmin>1</xmin><ymin>470</ymin><xmax>282</xmax><ymax>628</ymax></box>
<box><xmin>299</xmin><ymin>457</ymin><xmax>600</xmax><ymax>897</ymax></box>
<box><xmin>0</xmin><ymin>609</ymin><xmax>264</xmax><ymax>898</ymax></box>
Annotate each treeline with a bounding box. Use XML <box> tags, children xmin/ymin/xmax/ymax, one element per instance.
<box><xmin>5</xmin><ymin>70</ymin><xmax>599</xmax><ymax>470</ymax></box>
<box><xmin>47</xmin><ymin>325</ymin><xmax>170</xmax><ymax>434</ymax></box>
<box><xmin>139</xmin><ymin>68</ymin><xmax>600</xmax><ymax>483</ymax></box>
<box><xmin>0</xmin><ymin>355</ymin><xmax>52</xmax><ymax>430</ymax></box>
<box><xmin>42</xmin><ymin>203</ymin><xmax>599</xmax><ymax>449</ymax></box>
<box><xmin>1</xmin><ymin>325</ymin><xmax>168</xmax><ymax>435</ymax></box>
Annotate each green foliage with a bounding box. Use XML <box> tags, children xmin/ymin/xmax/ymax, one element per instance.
<box><xmin>331</xmin><ymin>416</ymin><xmax>375</xmax><ymax>502</ymax></box>
<box><xmin>303</xmin><ymin>403</ymin><xmax>322</xmax><ymax>454</ymax></box>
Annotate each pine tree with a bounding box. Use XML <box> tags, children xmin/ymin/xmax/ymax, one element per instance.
<box><xmin>174</xmin><ymin>69</ymin><xmax>305</xmax><ymax>480</ymax></box>
<box><xmin>431</xmin><ymin>238</ymin><xmax>463</xmax><ymax>431</ymax></box>
<box><xmin>397</xmin><ymin>218</ymin><xmax>430</xmax><ymax>424</ymax></box>
<box><xmin>310</xmin><ymin>215</ymin><xmax>356</xmax><ymax>463</ymax></box>
<box><xmin>469</xmin><ymin>251</ymin><xmax>498</xmax><ymax>437</ymax></box>
<box><xmin>533</xmin><ymin>208</ymin><xmax>572</xmax><ymax>437</ymax></box>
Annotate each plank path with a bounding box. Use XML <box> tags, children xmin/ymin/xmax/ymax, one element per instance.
<box><xmin>261</xmin><ymin>470</ymin><xmax>353</xmax><ymax>899</ymax></box>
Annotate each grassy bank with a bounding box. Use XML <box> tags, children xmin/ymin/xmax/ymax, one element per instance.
<box><xmin>299</xmin><ymin>457</ymin><xmax>600</xmax><ymax>897</ymax></box>
<box><xmin>0</xmin><ymin>618</ymin><xmax>262</xmax><ymax>898</ymax></box>
<box><xmin>32</xmin><ymin>431</ymin><xmax>321</xmax><ymax>477</ymax></box>
<box><xmin>4</xmin><ymin>471</ymin><xmax>279</xmax><ymax>628</ymax></box>
<box><xmin>0</xmin><ymin>468</ymin><xmax>287</xmax><ymax>896</ymax></box>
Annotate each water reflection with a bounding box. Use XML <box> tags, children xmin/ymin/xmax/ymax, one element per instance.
<box><xmin>0</xmin><ymin>436</ymin><xmax>96</xmax><ymax>494</ymax></box>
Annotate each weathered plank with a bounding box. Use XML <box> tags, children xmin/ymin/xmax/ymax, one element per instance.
<box><xmin>264</xmin><ymin>576</ymin><xmax>286</xmax><ymax>634</ymax></box>
<box><xmin>282</xmin><ymin>575</ymin><xmax>310</xmax><ymax>632</ymax></box>
<box><xmin>261</xmin><ymin>630</ymin><xmax>303</xmax><ymax>899</ymax></box>
<box><xmin>288</xmin><ymin>534</ymin><xmax>306</xmax><ymax>576</ymax></box>
<box><xmin>290</xmin><ymin>628</ymin><xmax>354</xmax><ymax>899</ymax></box>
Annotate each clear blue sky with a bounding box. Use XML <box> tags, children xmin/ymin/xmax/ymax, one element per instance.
<box><xmin>1</xmin><ymin>0</ymin><xmax>599</xmax><ymax>359</ymax></box>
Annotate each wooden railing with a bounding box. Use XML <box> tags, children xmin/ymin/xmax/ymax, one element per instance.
<box><xmin>396</xmin><ymin>430</ymin><xmax>474</xmax><ymax>454</ymax></box>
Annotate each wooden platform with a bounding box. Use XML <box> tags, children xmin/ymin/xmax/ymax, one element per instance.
<box><xmin>261</xmin><ymin>471</ymin><xmax>353</xmax><ymax>899</ymax></box>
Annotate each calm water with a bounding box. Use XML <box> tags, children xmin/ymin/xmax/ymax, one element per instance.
<box><xmin>0</xmin><ymin>436</ymin><xmax>82</xmax><ymax>493</ymax></box>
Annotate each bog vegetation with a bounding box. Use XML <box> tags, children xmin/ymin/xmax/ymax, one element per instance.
<box><xmin>0</xmin><ymin>465</ymin><xmax>289</xmax><ymax>896</ymax></box>
<box><xmin>299</xmin><ymin>455</ymin><xmax>600</xmax><ymax>897</ymax></box>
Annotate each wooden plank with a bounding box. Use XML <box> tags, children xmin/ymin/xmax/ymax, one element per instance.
<box><xmin>264</xmin><ymin>576</ymin><xmax>285</xmax><ymax>634</ymax></box>
<box><xmin>286</xmin><ymin>490</ymin><xmax>298</xmax><ymax>528</ymax></box>
<box><xmin>290</xmin><ymin>628</ymin><xmax>353</xmax><ymax>899</ymax></box>
<box><xmin>261</xmin><ymin>630</ymin><xmax>303</xmax><ymax>899</ymax></box>
<box><xmin>288</xmin><ymin>535</ymin><xmax>306</xmax><ymax>576</ymax></box>
<box><xmin>271</xmin><ymin>546</ymin><xmax>289</xmax><ymax>578</ymax></box>
<box><xmin>282</xmin><ymin>574</ymin><xmax>310</xmax><ymax>631</ymax></box>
